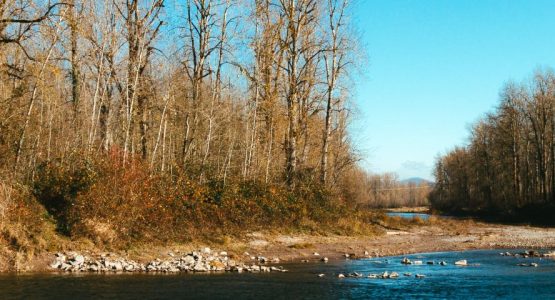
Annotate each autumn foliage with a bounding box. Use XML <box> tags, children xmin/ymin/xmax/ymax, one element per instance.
<box><xmin>23</xmin><ymin>151</ymin><xmax>356</xmax><ymax>247</ymax></box>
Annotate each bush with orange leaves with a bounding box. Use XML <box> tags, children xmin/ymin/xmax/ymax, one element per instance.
<box><xmin>29</xmin><ymin>151</ymin><xmax>357</xmax><ymax>248</ymax></box>
<box><xmin>27</xmin><ymin>151</ymin><xmax>374</xmax><ymax>247</ymax></box>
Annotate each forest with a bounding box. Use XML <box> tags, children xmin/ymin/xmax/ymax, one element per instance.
<box><xmin>430</xmin><ymin>69</ymin><xmax>555</xmax><ymax>222</ymax></box>
<box><xmin>0</xmin><ymin>0</ymin><xmax>403</xmax><ymax>251</ymax></box>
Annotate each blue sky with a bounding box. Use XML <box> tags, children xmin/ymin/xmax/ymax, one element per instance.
<box><xmin>350</xmin><ymin>0</ymin><xmax>555</xmax><ymax>180</ymax></box>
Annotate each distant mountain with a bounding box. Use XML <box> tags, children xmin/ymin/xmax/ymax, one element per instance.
<box><xmin>400</xmin><ymin>177</ymin><xmax>434</xmax><ymax>185</ymax></box>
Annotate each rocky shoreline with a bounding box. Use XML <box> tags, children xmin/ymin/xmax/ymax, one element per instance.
<box><xmin>7</xmin><ymin>218</ymin><xmax>555</xmax><ymax>274</ymax></box>
<box><xmin>49</xmin><ymin>248</ymin><xmax>287</xmax><ymax>274</ymax></box>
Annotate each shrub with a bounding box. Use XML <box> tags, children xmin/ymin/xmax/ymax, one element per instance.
<box><xmin>32</xmin><ymin>157</ymin><xmax>96</xmax><ymax>234</ymax></box>
<box><xmin>22</xmin><ymin>153</ymin><xmax>375</xmax><ymax>248</ymax></box>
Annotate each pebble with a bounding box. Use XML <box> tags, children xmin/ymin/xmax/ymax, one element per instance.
<box><xmin>454</xmin><ymin>260</ymin><xmax>468</xmax><ymax>266</ymax></box>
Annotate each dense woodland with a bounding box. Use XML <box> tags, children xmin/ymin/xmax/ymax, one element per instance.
<box><xmin>431</xmin><ymin>69</ymin><xmax>555</xmax><ymax>221</ymax></box>
<box><xmin>0</xmin><ymin>0</ymin><xmax>389</xmax><ymax>249</ymax></box>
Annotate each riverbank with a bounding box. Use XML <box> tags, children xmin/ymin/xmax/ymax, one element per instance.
<box><xmin>4</xmin><ymin>216</ymin><xmax>555</xmax><ymax>273</ymax></box>
<box><xmin>223</xmin><ymin>217</ymin><xmax>555</xmax><ymax>262</ymax></box>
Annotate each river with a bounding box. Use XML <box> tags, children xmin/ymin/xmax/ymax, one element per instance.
<box><xmin>386</xmin><ymin>212</ymin><xmax>433</xmax><ymax>220</ymax></box>
<box><xmin>1</xmin><ymin>249</ymin><xmax>553</xmax><ymax>299</ymax></box>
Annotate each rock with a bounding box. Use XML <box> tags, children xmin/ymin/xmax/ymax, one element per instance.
<box><xmin>321</xmin><ymin>257</ymin><xmax>329</xmax><ymax>262</ymax></box>
<box><xmin>182</xmin><ymin>255</ymin><xmax>195</xmax><ymax>265</ymax></box>
<box><xmin>210</xmin><ymin>261</ymin><xmax>226</xmax><ymax>271</ymax></box>
<box><xmin>301</xmin><ymin>259</ymin><xmax>309</xmax><ymax>263</ymax></box>
<box><xmin>455</xmin><ymin>260</ymin><xmax>467</xmax><ymax>266</ymax></box>
<box><xmin>401</xmin><ymin>257</ymin><xmax>411</xmax><ymax>264</ymax></box>
<box><xmin>530</xmin><ymin>263</ymin><xmax>539</xmax><ymax>267</ymax></box>
<box><xmin>113</xmin><ymin>262</ymin><xmax>123</xmax><ymax>271</ymax></box>
<box><xmin>72</xmin><ymin>255</ymin><xmax>85</xmax><ymax>266</ymax></box>
<box><xmin>313</xmin><ymin>252</ymin><xmax>320</xmax><ymax>256</ymax></box>
<box><xmin>50</xmin><ymin>248</ymin><xmax>242</xmax><ymax>274</ymax></box>
<box><xmin>202</xmin><ymin>247</ymin><xmax>211</xmax><ymax>254</ymax></box>
<box><xmin>439</xmin><ymin>261</ymin><xmax>447</xmax><ymax>266</ymax></box>
<box><xmin>318</xmin><ymin>273</ymin><xmax>325</xmax><ymax>278</ymax></box>
<box><xmin>271</xmin><ymin>257</ymin><xmax>280</xmax><ymax>263</ymax></box>
<box><xmin>381</xmin><ymin>271</ymin><xmax>389</xmax><ymax>279</ymax></box>
<box><xmin>367</xmin><ymin>274</ymin><xmax>378</xmax><ymax>279</ymax></box>
<box><xmin>260</xmin><ymin>266</ymin><xmax>270</xmax><ymax>272</ymax></box>
<box><xmin>337</xmin><ymin>273</ymin><xmax>345</xmax><ymax>278</ymax></box>
<box><xmin>412</xmin><ymin>260</ymin><xmax>423</xmax><ymax>265</ymax></box>
<box><xmin>124</xmin><ymin>264</ymin><xmax>135</xmax><ymax>272</ymax></box>
<box><xmin>61</xmin><ymin>263</ymin><xmax>72</xmax><ymax>271</ymax></box>
<box><xmin>403</xmin><ymin>273</ymin><xmax>412</xmax><ymax>276</ymax></box>
<box><xmin>250</xmin><ymin>265</ymin><xmax>261</xmax><ymax>272</ymax></box>
<box><xmin>389</xmin><ymin>272</ymin><xmax>399</xmax><ymax>278</ymax></box>
<box><xmin>364</xmin><ymin>251</ymin><xmax>369</xmax><ymax>257</ymax></box>
<box><xmin>427</xmin><ymin>261</ymin><xmax>434</xmax><ymax>265</ymax></box>
<box><xmin>194</xmin><ymin>263</ymin><xmax>208</xmax><ymax>272</ymax></box>
<box><xmin>415</xmin><ymin>274</ymin><xmax>426</xmax><ymax>278</ymax></box>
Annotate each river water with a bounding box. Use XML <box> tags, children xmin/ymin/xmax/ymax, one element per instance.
<box><xmin>1</xmin><ymin>249</ymin><xmax>554</xmax><ymax>299</ymax></box>
<box><xmin>386</xmin><ymin>212</ymin><xmax>433</xmax><ymax>220</ymax></box>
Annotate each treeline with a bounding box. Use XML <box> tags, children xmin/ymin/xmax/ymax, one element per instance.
<box><xmin>342</xmin><ymin>171</ymin><xmax>430</xmax><ymax>208</ymax></box>
<box><xmin>430</xmin><ymin>69</ymin><xmax>555</xmax><ymax>220</ymax></box>
<box><xmin>0</xmin><ymin>0</ymin><xmax>376</xmax><ymax>249</ymax></box>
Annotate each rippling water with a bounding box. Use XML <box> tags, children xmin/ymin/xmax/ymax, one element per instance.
<box><xmin>1</xmin><ymin>250</ymin><xmax>554</xmax><ymax>299</ymax></box>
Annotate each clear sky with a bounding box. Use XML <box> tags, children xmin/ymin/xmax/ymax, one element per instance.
<box><xmin>350</xmin><ymin>0</ymin><xmax>555</xmax><ymax>181</ymax></box>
